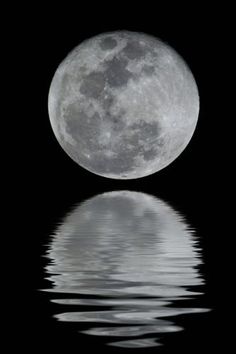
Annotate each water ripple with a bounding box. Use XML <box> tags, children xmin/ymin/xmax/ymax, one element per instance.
<box><xmin>42</xmin><ymin>191</ymin><xmax>209</xmax><ymax>348</ymax></box>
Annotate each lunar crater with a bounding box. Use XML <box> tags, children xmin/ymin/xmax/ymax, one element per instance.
<box><xmin>122</xmin><ymin>40</ymin><xmax>146</xmax><ymax>60</ymax></box>
<box><xmin>99</xmin><ymin>37</ymin><xmax>118</xmax><ymax>50</ymax></box>
<box><xmin>142</xmin><ymin>64</ymin><xmax>155</xmax><ymax>76</ymax></box>
<box><xmin>142</xmin><ymin>146</ymin><xmax>159</xmax><ymax>161</ymax></box>
<box><xmin>131</xmin><ymin>121</ymin><xmax>161</xmax><ymax>141</ymax></box>
<box><xmin>104</xmin><ymin>56</ymin><xmax>134</xmax><ymax>88</ymax></box>
<box><xmin>79</xmin><ymin>72</ymin><xmax>106</xmax><ymax>98</ymax></box>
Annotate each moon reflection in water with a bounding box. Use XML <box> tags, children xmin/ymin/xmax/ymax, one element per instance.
<box><xmin>43</xmin><ymin>191</ymin><xmax>209</xmax><ymax>348</ymax></box>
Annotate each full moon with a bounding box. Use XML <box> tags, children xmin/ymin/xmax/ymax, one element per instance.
<box><xmin>48</xmin><ymin>31</ymin><xmax>199</xmax><ymax>179</ymax></box>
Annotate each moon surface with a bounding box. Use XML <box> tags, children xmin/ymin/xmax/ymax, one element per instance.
<box><xmin>48</xmin><ymin>31</ymin><xmax>199</xmax><ymax>179</ymax></box>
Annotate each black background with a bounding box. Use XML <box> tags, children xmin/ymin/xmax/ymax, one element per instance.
<box><xmin>12</xmin><ymin>3</ymin><xmax>230</xmax><ymax>353</ymax></box>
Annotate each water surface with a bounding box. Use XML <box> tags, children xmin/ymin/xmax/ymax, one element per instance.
<box><xmin>43</xmin><ymin>191</ymin><xmax>208</xmax><ymax>348</ymax></box>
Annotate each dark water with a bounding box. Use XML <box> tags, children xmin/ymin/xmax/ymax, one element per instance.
<box><xmin>42</xmin><ymin>191</ymin><xmax>209</xmax><ymax>349</ymax></box>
